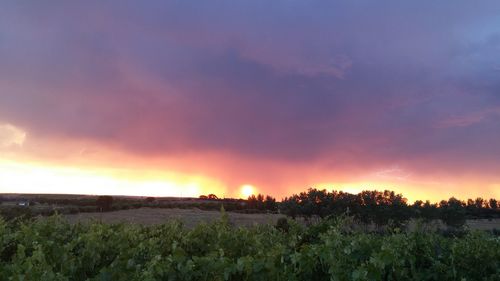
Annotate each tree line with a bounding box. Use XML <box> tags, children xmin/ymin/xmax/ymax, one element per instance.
<box><xmin>3</xmin><ymin>189</ymin><xmax>497</xmax><ymax>228</ymax></box>
<box><xmin>280</xmin><ymin>188</ymin><xmax>499</xmax><ymax>228</ymax></box>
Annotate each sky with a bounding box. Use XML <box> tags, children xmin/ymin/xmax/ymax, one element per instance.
<box><xmin>0</xmin><ymin>1</ymin><xmax>499</xmax><ymax>201</ymax></box>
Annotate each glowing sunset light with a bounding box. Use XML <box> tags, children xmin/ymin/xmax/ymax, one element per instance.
<box><xmin>240</xmin><ymin>185</ymin><xmax>255</xmax><ymax>198</ymax></box>
<box><xmin>0</xmin><ymin>160</ymin><xmax>226</xmax><ymax>197</ymax></box>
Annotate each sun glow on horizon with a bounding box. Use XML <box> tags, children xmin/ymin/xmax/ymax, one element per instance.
<box><xmin>240</xmin><ymin>184</ymin><xmax>255</xmax><ymax>198</ymax></box>
<box><xmin>0</xmin><ymin>160</ymin><xmax>226</xmax><ymax>197</ymax></box>
<box><xmin>0</xmin><ymin>158</ymin><xmax>497</xmax><ymax>202</ymax></box>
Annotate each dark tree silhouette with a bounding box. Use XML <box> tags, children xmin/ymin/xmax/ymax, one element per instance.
<box><xmin>280</xmin><ymin>188</ymin><xmax>498</xmax><ymax>227</ymax></box>
<box><xmin>440</xmin><ymin>197</ymin><xmax>466</xmax><ymax>228</ymax></box>
<box><xmin>490</xmin><ymin>198</ymin><xmax>498</xmax><ymax>210</ymax></box>
<box><xmin>264</xmin><ymin>195</ymin><xmax>278</xmax><ymax>211</ymax></box>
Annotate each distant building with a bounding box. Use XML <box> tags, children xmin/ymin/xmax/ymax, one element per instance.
<box><xmin>17</xmin><ymin>201</ymin><xmax>30</xmax><ymax>207</ymax></box>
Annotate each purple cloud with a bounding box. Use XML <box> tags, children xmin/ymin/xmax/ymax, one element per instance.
<box><xmin>1</xmin><ymin>0</ymin><xmax>500</xmax><ymax>186</ymax></box>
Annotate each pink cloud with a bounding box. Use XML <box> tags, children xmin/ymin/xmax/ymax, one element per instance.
<box><xmin>436</xmin><ymin>107</ymin><xmax>500</xmax><ymax>128</ymax></box>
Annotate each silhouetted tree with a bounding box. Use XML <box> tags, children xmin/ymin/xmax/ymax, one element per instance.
<box><xmin>264</xmin><ymin>195</ymin><xmax>278</xmax><ymax>211</ymax></box>
<box><xmin>242</xmin><ymin>194</ymin><xmax>278</xmax><ymax>212</ymax></box>
<box><xmin>247</xmin><ymin>195</ymin><xmax>257</xmax><ymax>209</ymax></box>
<box><xmin>280</xmin><ymin>196</ymin><xmax>300</xmax><ymax>218</ymax></box>
<box><xmin>413</xmin><ymin>200</ymin><xmax>439</xmax><ymax>222</ymax></box>
<box><xmin>440</xmin><ymin>197</ymin><xmax>466</xmax><ymax>228</ymax></box>
<box><xmin>489</xmin><ymin>198</ymin><xmax>498</xmax><ymax>210</ymax></box>
<box><xmin>247</xmin><ymin>194</ymin><xmax>266</xmax><ymax>210</ymax></box>
<box><xmin>207</xmin><ymin>194</ymin><xmax>218</xmax><ymax>200</ymax></box>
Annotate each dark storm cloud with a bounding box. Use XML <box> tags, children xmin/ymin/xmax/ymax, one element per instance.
<box><xmin>1</xmin><ymin>1</ymin><xmax>500</xmax><ymax>175</ymax></box>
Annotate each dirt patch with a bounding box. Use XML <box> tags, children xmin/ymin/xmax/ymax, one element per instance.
<box><xmin>466</xmin><ymin>219</ymin><xmax>500</xmax><ymax>230</ymax></box>
<box><xmin>64</xmin><ymin>208</ymin><xmax>285</xmax><ymax>228</ymax></box>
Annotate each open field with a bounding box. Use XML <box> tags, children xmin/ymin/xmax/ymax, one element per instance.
<box><xmin>64</xmin><ymin>207</ymin><xmax>285</xmax><ymax>228</ymax></box>
<box><xmin>63</xmin><ymin>207</ymin><xmax>500</xmax><ymax>230</ymax></box>
<box><xmin>465</xmin><ymin>218</ymin><xmax>500</xmax><ymax>230</ymax></box>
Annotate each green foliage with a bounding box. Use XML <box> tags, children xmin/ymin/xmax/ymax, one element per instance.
<box><xmin>0</xmin><ymin>215</ymin><xmax>498</xmax><ymax>280</ymax></box>
<box><xmin>219</xmin><ymin>204</ymin><xmax>229</xmax><ymax>225</ymax></box>
<box><xmin>275</xmin><ymin>218</ymin><xmax>290</xmax><ymax>233</ymax></box>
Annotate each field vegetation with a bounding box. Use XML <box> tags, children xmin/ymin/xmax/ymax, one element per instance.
<box><xmin>0</xmin><ymin>213</ymin><xmax>498</xmax><ymax>280</ymax></box>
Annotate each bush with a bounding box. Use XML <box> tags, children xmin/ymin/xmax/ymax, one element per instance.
<box><xmin>275</xmin><ymin>217</ymin><xmax>289</xmax><ymax>232</ymax></box>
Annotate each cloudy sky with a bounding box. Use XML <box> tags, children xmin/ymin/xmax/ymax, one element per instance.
<box><xmin>1</xmin><ymin>1</ymin><xmax>499</xmax><ymax>200</ymax></box>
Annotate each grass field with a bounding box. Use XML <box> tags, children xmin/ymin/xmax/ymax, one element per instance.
<box><xmin>64</xmin><ymin>207</ymin><xmax>285</xmax><ymax>228</ymax></box>
<box><xmin>63</xmin><ymin>207</ymin><xmax>500</xmax><ymax>230</ymax></box>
